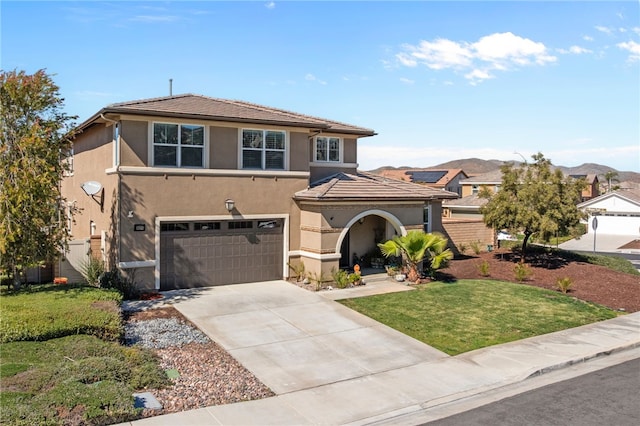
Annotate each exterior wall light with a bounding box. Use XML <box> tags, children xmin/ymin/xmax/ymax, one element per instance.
<box><xmin>225</xmin><ymin>199</ymin><xmax>235</xmax><ymax>212</ymax></box>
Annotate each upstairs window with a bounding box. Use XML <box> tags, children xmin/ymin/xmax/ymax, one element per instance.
<box><xmin>315</xmin><ymin>136</ymin><xmax>341</xmax><ymax>162</ymax></box>
<box><xmin>153</xmin><ymin>123</ymin><xmax>204</xmax><ymax>167</ymax></box>
<box><xmin>242</xmin><ymin>129</ymin><xmax>286</xmax><ymax>170</ymax></box>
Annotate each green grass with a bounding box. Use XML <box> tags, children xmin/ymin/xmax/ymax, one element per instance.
<box><xmin>339</xmin><ymin>279</ymin><xmax>619</xmax><ymax>356</ymax></box>
<box><xmin>0</xmin><ymin>283</ymin><xmax>123</xmax><ymax>343</ymax></box>
<box><xmin>0</xmin><ymin>284</ymin><xmax>169</xmax><ymax>425</ymax></box>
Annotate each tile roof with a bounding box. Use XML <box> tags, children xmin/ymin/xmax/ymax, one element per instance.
<box><xmin>619</xmin><ymin>188</ymin><xmax>640</xmax><ymax>204</ymax></box>
<box><xmin>82</xmin><ymin>94</ymin><xmax>375</xmax><ymax>136</ymax></box>
<box><xmin>460</xmin><ymin>169</ymin><xmax>504</xmax><ymax>184</ymax></box>
<box><xmin>378</xmin><ymin>168</ymin><xmax>467</xmax><ymax>187</ymax></box>
<box><xmin>294</xmin><ymin>171</ymin><xmax>459</xmax><ymax>201</ymax></box>
<box><xmin>443</xmin><ymin>194</ymin><xmax>488</xmax><ymax>207</ymax></box>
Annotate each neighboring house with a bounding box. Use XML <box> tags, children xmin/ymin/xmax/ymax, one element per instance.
<box><xmin>459</xmin><ymin>169</ymin><xmax>503</xmax><ymax>198</ymax></box>
<box><xmin>60</xmin><ymin>94</ymin><xmax>457</xmax><ymax>290</ymax></box>
<box><xmin>568</xmin><ymin>174</ymin><xmax>599</xmax><ymax>202</ymax></box>
<box><xmin>578</xmin><ymin>188</ymin><xmax>640</xmax><ymax>236</ymax></box>
<box><xmin>377</xmin><ymin>169</ymin><xmax>468</xmax><ymax>196</ymax></box>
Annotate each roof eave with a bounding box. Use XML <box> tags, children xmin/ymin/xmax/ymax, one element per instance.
<box><xmin>75</xmin><ymin>107</ymin><xmax>376</xmax><ymax>137</ymax></box>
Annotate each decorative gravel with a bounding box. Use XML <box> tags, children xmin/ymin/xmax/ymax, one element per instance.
<box><xmin>124</xmin><ymin>307</ymin><xmax>275</xmax><ymax>419</ymax></box>
<box><xmin>125</xmin><ymin>317</ymin><xmax>210</xmax><ymax>349</ymax></box>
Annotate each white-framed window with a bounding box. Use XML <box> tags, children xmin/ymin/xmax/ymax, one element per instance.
<box><xmin>423</xmin><ymin>204</ymin><xmax>432</xmax><ymax>233</ymax></box>
<box><xmin>241</xmin><ymin>129</ymin><xmax>286</xmax><ymax>170</ymax></box>
<box><xmin>153</xmin><ymin>122</ymin><xmax>205</xmax><ymax>167</ymax></box>
<box><xmin>471</xmin><ymin>184</ymin><xmax>479</xmax><ymax>195</ymax></box>
<box><xmin>314</xmin><ymin>136</ymin><xmax>341</xmax><ymax>162</ymax></box>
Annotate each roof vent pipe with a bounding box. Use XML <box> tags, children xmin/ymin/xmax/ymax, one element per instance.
<box><xmin>169</xmin><ymin>78</ymin><xmax>173</xmax><ymax>96</ymax></box>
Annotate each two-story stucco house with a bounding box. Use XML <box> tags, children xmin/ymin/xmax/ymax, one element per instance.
<box><xmin>60</xmin><ymin>94</ymin><xmax>457</xmax><ymax>290</ymax></box>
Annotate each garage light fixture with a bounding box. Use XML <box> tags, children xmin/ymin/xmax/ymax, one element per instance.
<box><xmin>225</xmin><ymin>199</ymin><xmax>235</xmax><ymax>212</ymax></box>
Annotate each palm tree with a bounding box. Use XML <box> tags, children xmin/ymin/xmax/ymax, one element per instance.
<box><xmin>604</xmin><ymin>170</ymin><xmax>620</xmax><ymax>193</ymax></box>
<box><xmin>378</xmin><ymin>230</ymin><xmax>453</xmax><ymax>282</ymax></box>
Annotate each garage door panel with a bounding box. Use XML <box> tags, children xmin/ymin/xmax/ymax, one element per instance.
<box><xmin>160</xmin><ymin>219</ymin><xmax>283</xmax><ymax>290</ymax></box>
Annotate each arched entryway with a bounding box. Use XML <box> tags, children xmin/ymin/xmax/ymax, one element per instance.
<box><xmin>336</xmin><ymin>210</ymin><xmax>406</xmax><ymax>270</ymax></box>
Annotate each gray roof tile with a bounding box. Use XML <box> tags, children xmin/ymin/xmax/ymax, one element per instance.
<box><xmin>295</xmin><ymin>171</ymin><xmax>459</xmax><ymax>201</ymax></box>
<box><xmin>84</xmin><ymin>94</ymin><xmax>375</xmax><ymax>136</ymax></box>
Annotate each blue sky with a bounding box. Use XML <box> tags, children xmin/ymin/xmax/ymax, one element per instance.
<box><xmin>2</xmin><ymin>1</ymin><xmax>639</xmax><ymax>172</ymax></box>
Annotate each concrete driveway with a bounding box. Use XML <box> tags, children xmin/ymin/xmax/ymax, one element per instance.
<box><xmin>165</xmin><ymin>280</ymin><xmax>448</xmax><ymax>394</ymax></box>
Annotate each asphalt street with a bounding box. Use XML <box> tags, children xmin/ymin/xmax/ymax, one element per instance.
<box><xmin>424</xmin><ymin>358</ymin><xmax>640</xmax><ymax>426</ymax></box>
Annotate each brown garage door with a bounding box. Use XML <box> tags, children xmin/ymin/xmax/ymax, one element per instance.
<box><xmin>160</xmin><ymin>219</ymin><xmax>283</xmax><ymax>290</ymax></box>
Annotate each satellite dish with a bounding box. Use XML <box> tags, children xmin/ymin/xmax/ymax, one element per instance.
<box><xmin>81</xmin><ymin>181</ymin><xmax>103</xmax><ymax>196</ymax></box>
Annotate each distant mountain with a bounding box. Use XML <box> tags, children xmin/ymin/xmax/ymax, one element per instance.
<box><xmin>367</xmin><ymin>159</ymin><xmax>640</xmax><ymax>185</ymax></box>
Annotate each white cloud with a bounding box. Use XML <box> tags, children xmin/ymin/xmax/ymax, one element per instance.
<box><xmin>472</xmin><ymin>32</ymin><xmax>554</xmax><ymax>65</ymax></box>
<box><xmin>408</xmin><ymin>38</ymin><xmax>473</xmax><ymax>70</ymax></box>
<box><xmin>304</xmin><ymin>73</ymin><xmax>327</xmax><ymax>85</ymax></box>
<box><xmin>633</xmin><ymin>27</ymin><xmax>640</xmax><ymax>36</ymax></box>
<box><xmin>265</xmin><ymin>2</ymin><xmax>276</xmax><ymax>10</ymax></box>
<box><xmin>558</xmin><ymin>45</ymin><xmax>593</xmax><ymax>55</ymax></box>
<box><xmin>583</xmin><ymin>35</ymin><xmax>594</xmax><ymax>42</ymax></box>
<box><xmin>395</xmin><ymin>32</ymin><xmax>556</xmax><ymax>84</ymax></box>
<box><xmin>617</xmin><ymin>40</ymin><xmax>640</xmax><ymax>62</ymax></box>
<box><xmin>595</xmin><ymin>25</ymin><xmax>614</xmax><ymax>35</ymax></box>
<box><xmin>130</xmin><ymin>15</ymin><xmax>180</xmax><ymax>23</ymax></box>
<box><xmin>464</xmin><ymin>69</ymin><xmax>494</xmax><ymax>85</ymax></box>
<box><xmin>395</xmin><ymin>52</ymin><xmax>418</xmax><ymax>67</ymax></box>
<box><xmin>399</xmin><ymin>77</ymin><xmax>415</xmax><ymax>85</ymax></box>
<box><xmin>570</xmin><ymin>45</ymin><xmax>592</xmax><ymax>54</ymax></box>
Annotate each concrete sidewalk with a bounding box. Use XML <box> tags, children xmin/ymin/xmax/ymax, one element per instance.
<box><xmin>559</xmin><ymin>233</ymin><xmax>640</xmax><ymax>254</ymax></box>
<box><xmin>118</xmin><ymin>280</ymin><xmax>640</xmax><ymax>426</ymax></box>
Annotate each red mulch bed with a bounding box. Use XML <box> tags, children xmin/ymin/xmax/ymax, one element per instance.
<box><xmin>440</xmin><ymin>249</ymin><xmax>640</xmax><ymax>313</ymax></box>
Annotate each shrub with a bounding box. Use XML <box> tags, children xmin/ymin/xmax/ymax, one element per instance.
<box><xmin>477</xmin><ymin>260</ymin><xmax>490</xmax><ymax>277</ymax></box>
<box><xmin>1</xmin><ymin>335</ymin><xmax>169</xmax><ymax>425</ymax></box>
<box><xmin>457</xmin><ymin>243</ymin><xmax>468</xmax><ymax>255</ymax></box>
<box><xmin>348</xmin><ymin>272</ymin><xmax>362</xmax><ymax>286</ymax></box>
<box><xmin>331</xmin><ymin>268</ymin><xmax>350</xmax><ymax>289</ymax></box>
<box><xmin>514</xmin><ymin>263</ymin><xmax>532</xmax><ymax>282</ymax></box>
<box><xmin>557</xmin><ymin>277</ymin><xmax>573</xmax><ymax>294</ymax></box>
<box><xmin>469</xmin><ymin>240</ymin><xmax>482</xmax><ymax>255</ymax></box>
<box><xmin>99</xmin><ymin>268</ymin><xmax>138</xmax><ymax>300</ymax></box>
<box><xmin>307</xmin><ymin>271</ymin><xmax>328</xmax><ymax>291</ymax></box>
<box><xmin>288</xmin><ymin>261</ymin><xmax>306</xmax><ymax>281</ymax></box>
<box><xmin>80</xmin><ymin>257</ymin><xmax>105</xmax><ymax>286</ymax></box>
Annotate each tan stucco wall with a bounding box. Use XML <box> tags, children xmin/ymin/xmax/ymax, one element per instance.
<box><xmin>120</xmin><ymin>120</ymin><xmax>148</xmax><ymax>167</ymax></box>
<box><xmin>290</xmin><ymin>132</ymin><xmax>309</xmax><ymax>172</ymax></box>
<box><xmin>461</xmin><ymin>184</ymin><xmax>498</xmax><ymax>197</ymax></box>
<box><xmin>61</xmin><ymin>123</ymin><xmax>119</xmax><ymax>275</ymax></box>
<box><xmin>118</xmin><ymin>172</ymin><xmax>306</xmax><ymax>264</ymax></box>
<box><xmin>441</xmin><ymin>219</ymin><xmax>495</xmax><ymax>255</ymax></box>
<box><xmin>210</xmin><ymin>126</ymin><xmax>237</xmax><ymax>169</ymax></box>
<box><xmin>343</xmin><ymin>138</ymin><xmax>357</xmax><ymax>164</ymax></box>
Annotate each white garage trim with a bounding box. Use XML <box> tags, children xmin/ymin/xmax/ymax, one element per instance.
<box><xmin>119</xmin><ymin>260</ymin><xmax>156</xmax><ymax>269</ymax></box>
<box><xmin>154</xmin><ymin>214</ymin><xmax>289</xmax><ymax>290</ymax></box>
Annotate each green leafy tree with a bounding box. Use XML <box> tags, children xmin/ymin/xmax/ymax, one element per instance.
<box><xmin>0</xmin><ymin>69</ymin><xmax>76</xmax><ymax>288</ymax></box>
<box><xmin>480</xmin><ymin>153</ymin><xmax>585</xmax><ymax>262</ymax></box>
<box><xmin>378</xmin><ymin>230</ymin><xmax>453</xmax><ymax>282</ymax></box>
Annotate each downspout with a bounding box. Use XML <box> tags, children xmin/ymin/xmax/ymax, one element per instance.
<box><xmin>100</xmin><ymin>114</ymin><xmax>121</xmax><ymax>270</ymax></box>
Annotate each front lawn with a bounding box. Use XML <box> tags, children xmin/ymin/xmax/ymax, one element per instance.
<box><xmin>339</xmin><ymin>279</ymin><xmax>619</xmax><ymax>355</ymax></box>
<box><xmin>0</xmin><ymin>284</ymin><xmax>168</xmax><ymax>425</ymax></box>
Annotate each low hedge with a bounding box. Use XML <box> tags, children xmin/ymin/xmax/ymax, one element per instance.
<box><xmin>0</xmin><ymin>284</ymin><xmax>123</xmax><ymax>343</ymax></box>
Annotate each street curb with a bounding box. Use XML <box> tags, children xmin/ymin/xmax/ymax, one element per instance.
<box><xmin>356</xmin><ymin>342</ymin><xmax>640</xmax><ymax>426</ymax></box>
<box><xmin>526</xmin><ymin>340</ymin><xmax>640</xmax><ymax>378</ymax></box>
